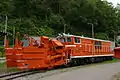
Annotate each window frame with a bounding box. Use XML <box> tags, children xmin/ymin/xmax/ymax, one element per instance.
<box><xmin>94</xmin><ymin>41</ymin><xmax>102</xmax><ymax>49</ymax></box>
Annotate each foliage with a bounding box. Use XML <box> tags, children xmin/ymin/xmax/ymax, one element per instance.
<box><xmin>0</xmin><ymin>0</ymin><xmax>120</xmax><ymax>41</ymax></box>
<box><xmin>95</xmin><ymin>33</ymin><xmax>109</xmax><ymax>40</ymax></box>
<box><xmin>0</xmin><ymin>46</ymin><xmax>4</xmax><ymax>57</ymax></box>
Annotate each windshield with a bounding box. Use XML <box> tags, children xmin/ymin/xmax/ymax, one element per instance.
<box><xmin>57</xmin><ymin>36</ymin><xmax>72</xmax><ymax>43</ymax></box>
<box><xmin>21</xmin><ymin>36</ymin><xmax>40</xmax><ymax>47</ymax></box>
<box><xmin>22</xmin><ymin>39</ymin><xmax>29</xmax><ymax>47</ymax></box>
<box><xmin>59</xmin><ymin>37</ymin><xmax>66</xmax><ymax>42</ymax></box>
<box><xmin>31</xmin><ymin>36</ymin><xmax>40</xmax><ymax>46</ymax></box>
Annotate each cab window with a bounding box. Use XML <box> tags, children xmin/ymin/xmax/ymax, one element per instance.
<box><xmin>67</xmin><ymin>37</ymin><xmax>71</xmax><ymax>42</ymax></box>
<box><xmin>74</xmin><ymin>37</ymin><xmax>80</xmax><ymax>43</ymax></box>
<box><xmin>59</xmin><ymin>37</ymin><xmax>66</xmax><ymax>42</ymax></box>
<box><xmin>58</xmin><ymin>37</ymin><xmax>72</xmax><ymax>42</ymax></box>
<box><xmin>22</xmin><ymin>39</ymin><xmax>29</xmax><ymax>47</ymax></box>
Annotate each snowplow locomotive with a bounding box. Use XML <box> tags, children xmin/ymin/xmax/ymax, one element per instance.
<box><xmin>5</xmin><ymin>33</ymin><xmax>114</xmax><ymax>70</ymax></box>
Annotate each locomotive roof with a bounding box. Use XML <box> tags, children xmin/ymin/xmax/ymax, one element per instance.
<box><xmin>62</xmin><ymin>33</ymin><xmax>111</xmax><ymax>42</ymax></box>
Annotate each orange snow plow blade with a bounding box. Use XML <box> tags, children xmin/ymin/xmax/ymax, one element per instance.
<box><xmin>5</xmin><ymin>36</ymin><xmax>66</xmax><ymax>70</ymax></box>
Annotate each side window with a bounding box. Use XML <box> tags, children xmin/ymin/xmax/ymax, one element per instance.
<box><xmin>67</xmin><ymin>37</ymin><xmax>71</xmax><ymax>42</ymax></box>
<box><xmin>59</xmin><ymin>37</ymin><xmax>66</xmax><ymax>42</ymax></box>
<box><xmin>74</xmin><ymin>37</ymin><xmax>80</xmax><ymax>43</ymax></box>
<box><xmin>95</xmin><ymin>41</ymin><xmax>102</xmax><ymax>49</ymax></box>
<box><xmin>22</xmin><ymin>39</ymin><xmax>29</xmax><ymax>47</ymax></box>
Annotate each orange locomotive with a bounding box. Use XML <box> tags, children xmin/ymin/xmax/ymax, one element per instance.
<box><xmin>5</xmin><ymin>33</ymin><xmax>114</xmax><ymax>70</ymax></box>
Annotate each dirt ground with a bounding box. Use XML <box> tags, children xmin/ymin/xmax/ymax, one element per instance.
<box><xmin>40</xmin><ymin>62</ymin><xmax>120</xmax><ymax>80</ymax></box>
<box><xmin>112</xmin><ymin>72</ymin><xmax>120</xmax><ymax>80</ymax></box>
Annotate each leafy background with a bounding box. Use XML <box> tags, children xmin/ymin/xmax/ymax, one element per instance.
<box><xmin>0</xmin><ymin>0</ymin><xmax>120</xmax><ymax>43</ymax></box>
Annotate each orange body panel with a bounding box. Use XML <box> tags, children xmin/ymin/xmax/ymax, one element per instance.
<box><xmin>5</xmin><ymin>48</ymin><xmax>17</xmax><ymax>67</ymax></box>
<box><xmin>60</xmin><ymin>34</ymin><xmax>113</xmax><ymax>59</ymax></box>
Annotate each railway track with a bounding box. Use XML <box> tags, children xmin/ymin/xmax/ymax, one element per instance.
<box><xmin>0</xmin><ymin>70</ymin><xmax>40</xmax><ymax>80</ymax></box>
<box><xmin>0</xmin><ymin>66</ymin><xmax>77</xmax><ymax>80</ymax></box>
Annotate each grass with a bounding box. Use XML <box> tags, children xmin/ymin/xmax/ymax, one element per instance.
<box><xmin>0</xmin><ymin>62</ymin><xmax>6</xmax><ymax>68</ymax></box>
<box><xmin>0</xmin><ymin>46</ymin><xmax>4</xmax><ymax>57</ymax></box>
<box><xmin>0</xmin><ymin>62</ymin><xmax>19</xmax><ymax>74</ymax></box>
<box><xmin>104</xmin><ymin>58</ymin><xmax>120</xmax><ymax>63</ymax></box>
<box><xmin>0</xmin><ymin>46</ymin><xmax>4</xmax><ymax>48</ymax></box>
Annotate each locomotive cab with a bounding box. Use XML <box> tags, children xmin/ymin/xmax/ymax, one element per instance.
<box><xmin>56</xmin><ymin>33</ymin><xmax>82</xmax><ymax>64</ymax></box>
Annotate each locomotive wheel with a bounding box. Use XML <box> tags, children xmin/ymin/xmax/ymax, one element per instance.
<box><xmin>89</xmin><ymin>58</ymin><xmax>95</xmax><ymax>63</ymax></box>
<box><xmin>72</xmin><ymin>59</ymin><xmax>77</xmax><ymax>66</ymax></box>
<box><xmin>79</xmin><ymin>59</ymin><xmax>85</xmax><ymax>65</ymax></box>
<box><xmin>63</xmin><ymin>59</ymin><xmax>72</xmax><ymax>67</ymax></box>
<box><xmin>48</xmin><ymin>65</ymin><xmax>53</xmax><ymax>70</ymax></box>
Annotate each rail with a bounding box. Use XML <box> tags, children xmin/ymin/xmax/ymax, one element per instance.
<box><xmin>0</xmin><ymin>70</ymin><xmax>40</xmax><ymax>80</ymax></box>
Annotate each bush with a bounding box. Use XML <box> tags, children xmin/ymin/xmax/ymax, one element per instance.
<box><xmin>95</xmin><ymin>33</ymin><xmax>108</xmax><ymax>40</ymax></box>
<box><xmin>0</xmin><ymin>46</ymin><xmax>4</xmax><ymax>57</ymax></box>
<box><xmin>0</xmin><ymin>41</ymin><xmax>4</xmax><ymax>45</ymax></box>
